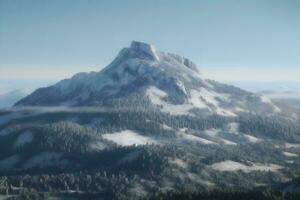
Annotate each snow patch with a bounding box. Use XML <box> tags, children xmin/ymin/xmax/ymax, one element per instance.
<box><xmin>176</xmin><ymin>81</ymin><xmax>187</xmax><ymax>95</ymax></box>
<box><xmin>146</xmin><ymin>86</ymin><xmax>237</xmax><ymax>117</ymax></box>
<box><xmin>179</xmin><ymin>132</ymin><xmax>217</xmax><ymax>145</ymax></box>
<box><xmin>220</xmin><ymin>139</ymin><xmax>237</xmax><ymax>146</ymax></box>
<box><xmin>146</xmin><ymin>86</ymin><xmax>192</xmax><ymax>115</ymax></box>
<box><xmin>169</xmin><ymin>158</ymin><xmax>188</xmax><ymax>169</ymax></box>
<box><xmin>283</xmin><ymin>151</ymin><xmax>298</xmax><ymax>157</ymax></box>
<box><xmin>203</xmin><ymin>128</ymin><xmax>220</xmax><ymax>137</ymax></box>
<box><xmin>161</xmin><ymin>124</ymin><xmax>173</xmax><ymax>130</ymax></box>
<box><xmin>131</xmin><ymin>41</ymin><xmax>160</xmax><ymax>61</ymax></box>
<box><xmin>285</xmin><ymin>143</ymin><xmax>300</xmax><ymax>149</ymax></box>
<box><xmin>260</xmin><ymin>96</ymin><xmax>281</xmax><ymax>112</ymax></box>
<box><xmin>197</xmin><ymin>88</ymin><xmax>236</xmax><ymax>117</ymax></box>
<box><xmin>189</xmin><ymin>89</ymin><xmax>208</xmax><ymax>109</ymax></box>
<box><xmin>227</xmin><ymin>123</ymin><xmax>239</xmax><ymax>133</ymax></box>
<box><xmin>146</xmin><ymin>86</ymin><xmax>167</xmax><ymax>105</ymax></box>
<box><xmin>203</xmin><ymin>128</ymin><xmax>237</xmax><ymax>145</ymax></box>
<box><xmin>244</xmin><ymin>134</ymin><xmax>262</xmax><ymax>143</ymax></box>
<box><xmin>210</xmin><ymin>160</ymin><xmax>283</xmax><ymax>173</ymax></box>
<box><xmin>102</xmin><ymin>130</ymin><xmax>156</xmax><ymax>146</ymax></box>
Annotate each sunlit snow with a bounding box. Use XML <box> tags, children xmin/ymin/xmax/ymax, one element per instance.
<box><xmin>210</xmin><ymin>160</ymin><xmax>283</xmax><ymax>173</ymax></box>
<box><xmin>102</xmin><ymin>130</ymin><xmax>156</xmax><ymax>146</ymax></box>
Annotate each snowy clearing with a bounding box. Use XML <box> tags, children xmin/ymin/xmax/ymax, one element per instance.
<box><xmin>203</xmin><ymin>128</ymin><xmax>220</xmax><ymax>137</ymax></box>
<box><xmin>285</xmin><ymin>143</ymin><xmax>300</xmax><ymax>149</ymax></box>
<box><xmin>243</xmin><ymin>134</ymin><xmax>262</xmax><ymax>143</ymax></box>
<box><xmin>169</xmin><ymin>158</ymin><xmax>188</xmax><ymax>169</ymax></box>
<box><xmin>210</xmin><ymin>160</ymin><xmax>283</xmax><ymax>173</ymax></box>
<box><xmin>180</xmin><ymin>132</ymin><xmax>217</xmax><ymax>145</ymax></box>
<box><xmin>227</xmin><ymin>123</ymin><xmax>239</xmax><ymax>133</ymax></box>
<box><xmin>102</xmin><ymin>130</ymin><xmax>156</xmax><ymax>146</ymax></box>
<box><xmin>283</xmin><ymin>151</ymin><xmax>298</xmax><ymax>157</ymax></box>
<box><xmin>161</xmin><ymin>124</ymin><xmax>173</xmax><ymax>130</ymax></box>
<box><xmin>220</xmin><ymin>139</ymin><xmax>237</xmax><ymax>146</ymax></box>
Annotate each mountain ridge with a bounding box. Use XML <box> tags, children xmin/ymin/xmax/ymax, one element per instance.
<box><xmin>15</xmin><ymin>41</ymin><xmax>287</xmax><ymax>119</ymax></box>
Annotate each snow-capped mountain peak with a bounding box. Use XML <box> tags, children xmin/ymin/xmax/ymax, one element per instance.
<box><xmin>15</xmin><ymin>41</ymin><xmax>286</xmax><ymax>118</ymax></box>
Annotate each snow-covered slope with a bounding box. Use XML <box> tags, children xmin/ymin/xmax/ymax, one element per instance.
<box><xmin>15</xmin><ymin>41</ymin><xmax>286</xmax><ymax>117</ymax></box>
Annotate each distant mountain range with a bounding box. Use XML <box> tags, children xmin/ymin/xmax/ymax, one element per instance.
<box><xmin>0</xmin><ymin>41</ymin><xmax>300</xmax><ymax>199</ymax></box>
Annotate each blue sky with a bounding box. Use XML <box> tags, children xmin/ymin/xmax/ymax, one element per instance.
<box><xmin>1</xmin><ymin>0</ymin><xmax>300</xmax><ymax>84</ymax></box>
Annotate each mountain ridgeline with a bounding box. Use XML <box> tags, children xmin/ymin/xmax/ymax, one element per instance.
<box><xmin>0</xmin><ymin>41</ymin><xmax>300</xmax><ymax>199</ymax></box>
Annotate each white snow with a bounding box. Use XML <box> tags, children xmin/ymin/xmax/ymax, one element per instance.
<box><xmin>169</xmin><ymin>158</ymin><xmax>188</xmax><ymax>169</ymax></box>
<box><xmin>22</xmin><ymin>152</ymin><xmax>68</xmax><ymax>169</ymax></box>
<box><xmin>188</xmin><ymin>88</ymin><xmax>236</xmax><ymax>117</ymax></box>
<box><xmin>244</xmin><ymin>134</ymin><xmax>262</xmax><ymax>143</ymax></box>
<box><xmin>146</xmin><ymin>86</ymin><xmax>237</xmax><ymax>117</ymax></box>
<box><xmin>260</xmin><ymin>96</ymin><xmax>273</xmax><ymax>104</ymax></box>
<box><xmin>102</xmin><ymin>130</ymin><xmax>156</xmax><ymax>146</ymax></box>
<box><xmin>161</xmin><ymin>124</ymin><xmax>173</xmax><ymax>130</ymax></box>
<box><xmin>14</xmin><ymin>131</ymin><xmax>34</xmax><ymax>147</ymax></box>
<box><xmin>220</xmin><ymin>139</ymin><xmax>237</xmax><ymax>146</ymax></box>
<box><xmin>146</xmin><ymin>86</ymin><xmax>167</xmax><ymax>105</ymax></box>
<box><xmin>146</xmin><ymin>86</ymin><xmax>192</xmax><ymax>115</ymax></box>
<box><xmin>197</xmin><ymin>88</ymin><xmax>236</xmax><ymax>117</ymax></box>
<box><xmin>285</xmin><ymin>143</ymin><xmax>300</xmax><ymax>149</ymax></box>
<box><xmin>0</xmin><ymin>155</ymin><xmax>19</xmax><ymax>170</ymax></box>
<box><xmin>203</xmin><ymin>128</ymin><xmax>220</xmax><ymax>137</ymax></box>
<box><xmin>234</xmin><ymin>107</ymin><xmax>248</xmax><ymax>113</ymax></box>
<box><xmin>203</xmin><ymin>128</ymin><xmax>237</xmax><ymax>145</ymax></box>
<box><xmin>283</xmin><ymin>151</ymin><xmax>298</xmax><ymax>157</ymax></box>
<box><xmin>131</xmin><ymin>41</ymin><xmax>160</xmax><ymax>61</ymax></box>
<box><xmin>199</xmin><ymin>88</ymin><xmax>227</xmax><ymax>105</ymax></box>
<box><xmin>227</xmin><ymin>123</ymin><xmax>239</xmax><ymax>133</ymax></box>
<box><xmin>180</xmin><ymin>133</ymin><xmax>217</xmax><ymax>145</ymax></box>
<box><xmin>188</xmin><ymin>89</ymin><xmax>208</xmax><ymax>109</ymax></box>
<box><xmin>260</xmin><ymin>96</ymin><xmax>281</xmax><ymax>112</ymax></box>
<box><xmin>176</xmin><ymin>81</ymin><xmax>187</xmax><ymax>95</ymax></box>
<box><xmin>210</xmin><ymin>160</ymin><xmax>283</xmax><ymax>173</ymax></box>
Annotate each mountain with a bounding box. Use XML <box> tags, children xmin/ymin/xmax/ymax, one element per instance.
<box><xmin>0</xmin><ymin>41</ymin><xmax>300</xmax><ymax>199</ymax></box>
<box><xmin>16</xmin><ymin>41</ymin><xmax>286</xmax><ymax>118</ymax></box>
